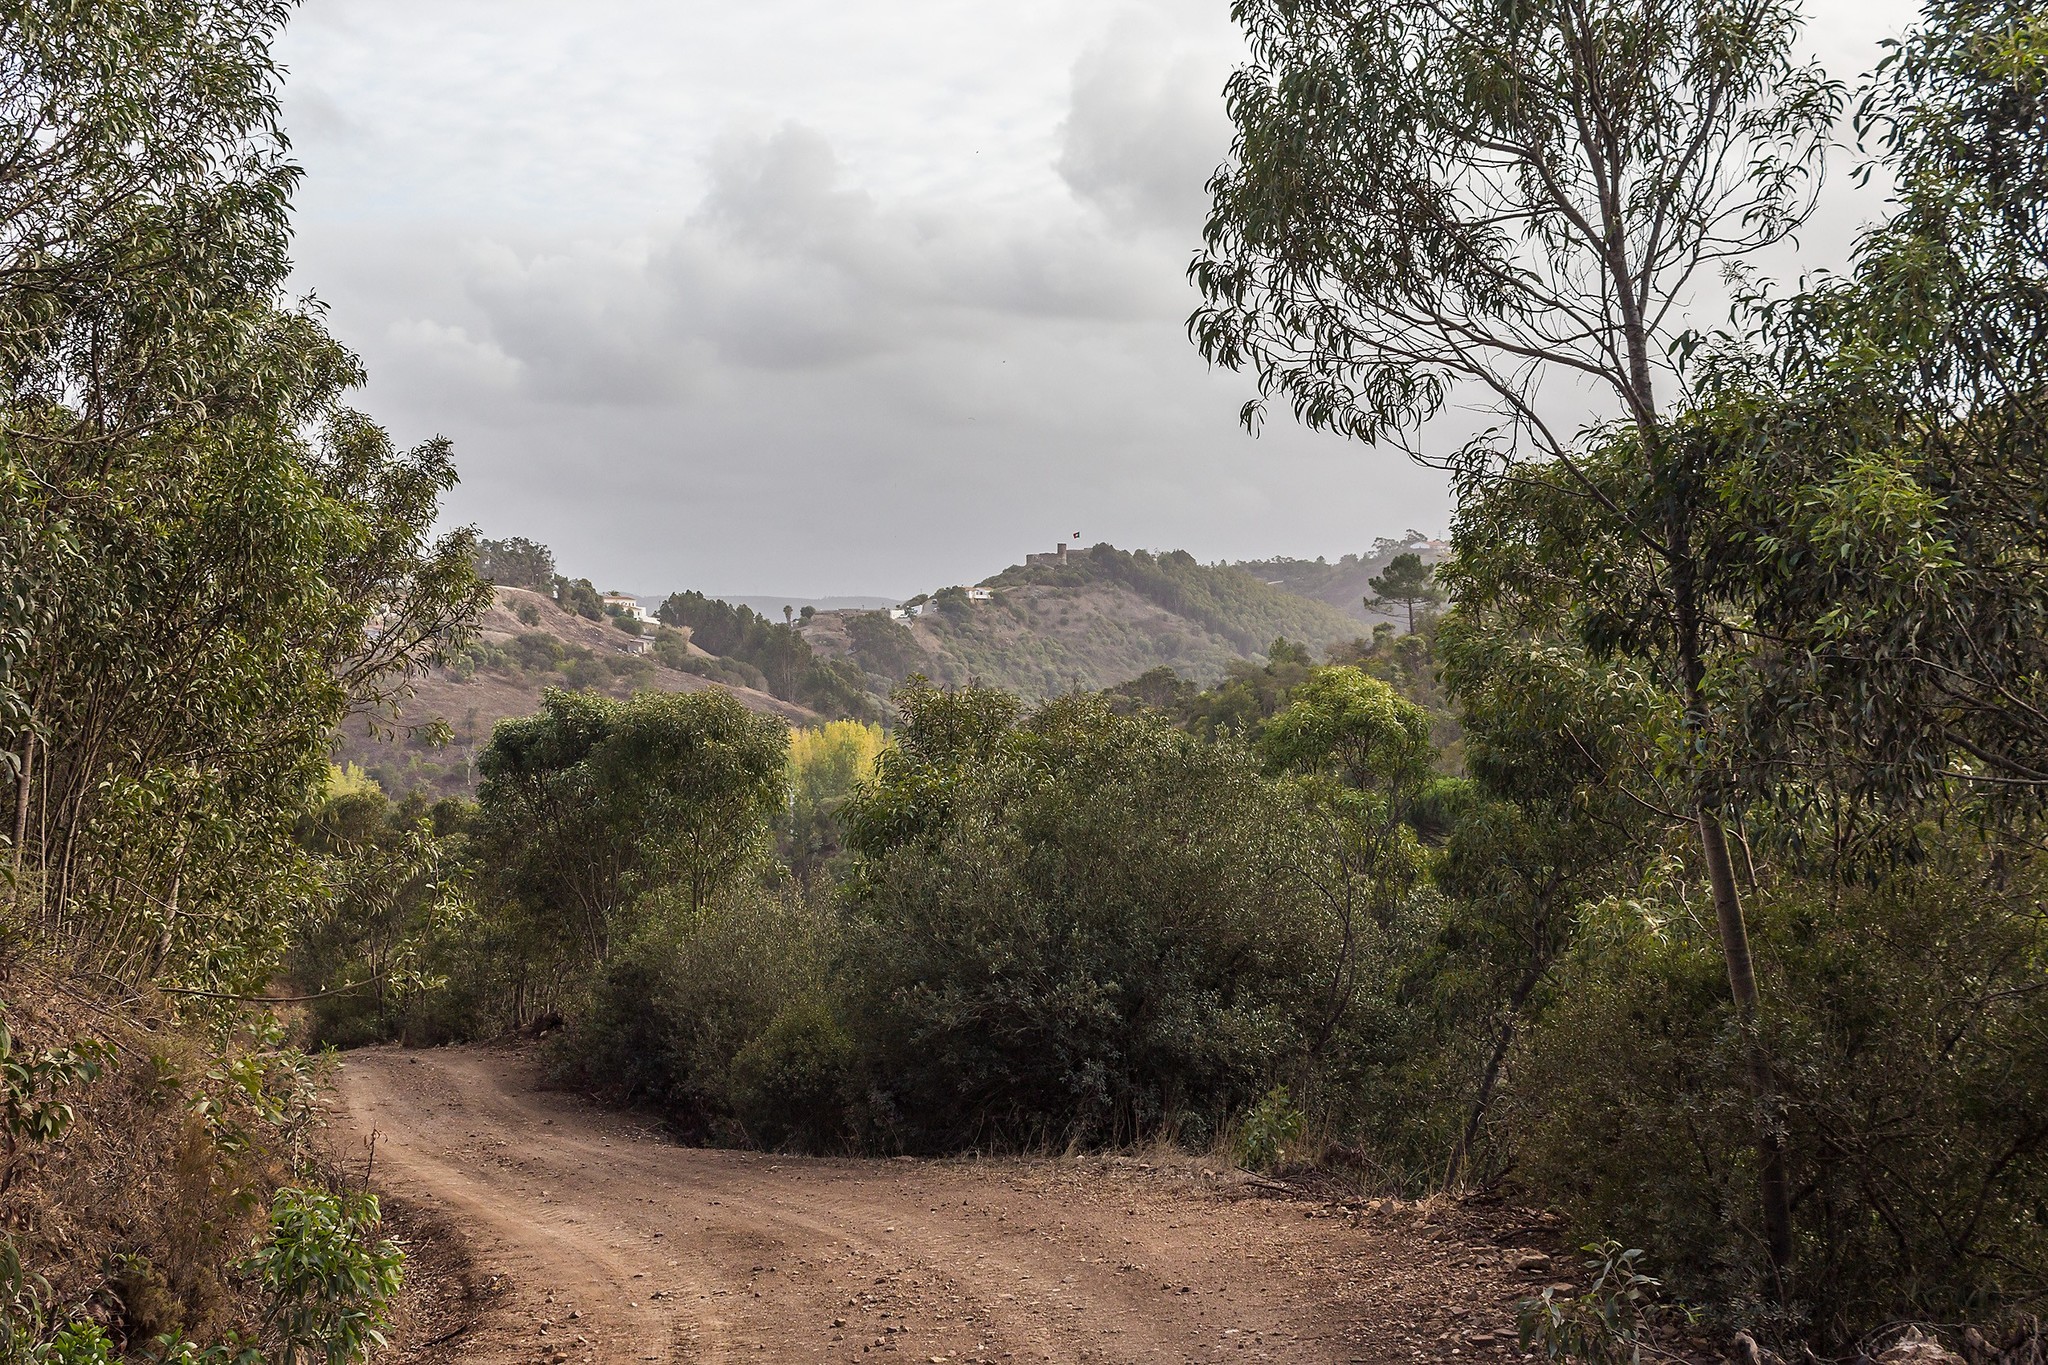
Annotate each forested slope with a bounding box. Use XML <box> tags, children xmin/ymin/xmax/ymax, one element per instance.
<box><xmin>1233</xmin><ymin>538</ymin><xmax>1448</xmax><ymax>624</ymax></box>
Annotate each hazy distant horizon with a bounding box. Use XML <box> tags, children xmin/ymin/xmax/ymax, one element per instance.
<box><xmin>610</xmin><ymin>535</ymin><xmax>1418</xmax><ymax>608</ymax></box>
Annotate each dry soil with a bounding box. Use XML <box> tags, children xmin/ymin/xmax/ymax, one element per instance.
<box><xmin>333</xmin><ymin>1045</ymin><xmax>1568</xmax><ymax>1365</ymax></box>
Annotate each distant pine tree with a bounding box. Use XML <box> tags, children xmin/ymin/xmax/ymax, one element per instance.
<box><xmin>1365</xmin><ymin>553</ymin><xmax>1441</xmax><ymax>632</ymax></box>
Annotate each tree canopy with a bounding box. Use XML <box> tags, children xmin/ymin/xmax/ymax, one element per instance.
<box><xmin>1365</xmin><ymin>553</ymin><xmax>1442</xmax><ymax>632</ymax></box>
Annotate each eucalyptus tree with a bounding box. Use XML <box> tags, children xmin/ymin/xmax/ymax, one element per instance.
<box><xmin>1694</xmin><ymin>0</ymin><xmax>2048</xmax><ymax>819</ymax></box>
<box><xmin>2</xmin><ymin>0</ymin><xmax>487</xmax><ymax>988</ymax></box>
<box><xmin>1192</xmin><ymin>0</ymin><xmax>1841</xmax><ymax>1277</ymax></box>
<box><xmin>3</xmin><ymin>0</ymin><xmax>299</xmax><ymax>760</ymax></box>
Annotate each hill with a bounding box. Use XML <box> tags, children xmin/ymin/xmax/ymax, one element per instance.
<box><xmin>1232</xmin><ymin>535</ymin><xmax>1450</xmax><ymax>624</ymax></box>
<box><xmin>334</xmin><ymin>586</ymin><xmax>815</xmax><ymax>797</ymax></box>
<box><xmin>803</xmin><ymin>543</ymin><xmax>1371</xmax><ymax>700</ymax></box>
<box><xmin>338</xmin><ymin>539</ymin><xmax>1440</xmax><ymax>797</ymax></box>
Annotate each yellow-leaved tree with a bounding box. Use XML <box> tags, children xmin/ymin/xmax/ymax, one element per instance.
<box><xmin>786</xmin><ymin>721</ymin><xmax>889</xmax><ymax>879</ymax></box>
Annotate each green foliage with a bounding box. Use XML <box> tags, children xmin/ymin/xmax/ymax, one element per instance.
<box><xmin>657</xmin><ymin>591</ymin><xmax>875</xmax><ymax>716</ymax></box>
<box><xmin>0</xmin><ymin>1014</ymin><xmax>103</xmax><ymax>1153</ymax></box>
<box><xmin>1671</xmin><ymin>1</ymin><xmax>2048</xmax><ymax>819</ymax></box>
<box><xmin>841</xmin><ymin>685</ymin><xmax>1333</xmax><ymax>1149</ymax></box>
<box><xmin>244</xmin><ymin>1188</ymin><xmax>402</xmax><ymax>1365</ymax></box>
<box><xmin>286</xmin><ymin>785</ymin><xmax>465</xmax><ymax>1048</ymax></box>
<box><xmin>1236</xmin><ymin>1086</ymin><xmax>1305</xmax><ymax>1173</ymax></box>
<box><xmin>2</xmin><ymin>0</ymin><xmax>489</xmax><ymax>985</ymax></box>
<box><xmin>1518</xmin><ymin>1242</ymin><xmax>1682</xmax><ymax>1365</ymax></box>
<box><xmin>0</xmin><ymin>1226</ymin><xmax>116</xmax><ymax>1362</ymax></box>
<box><xmin>1365</xmin><ymin>554</ymin><xmax>1441</xmax><ymax>632</ymax></box>
<box><xmin>1193</xmin><ymin>0</ymin><xmax>1836</xmax><ymax>449</ymax></box>
<box><xmin>476</xmin><ymin>688</ymin><xmax>789</xmax><ymax>964</ymax></box>
<box><xmin>0</xmin><ymin>2</ymin><xmax>464</xmax><ymax>1356</ymax></box>
<box><xmin>1106</xmin><ymin>639</ymin><xmax>1316</xmax><ymax>738</ymax></box>
<box><xmin>652</xmin><ymin>633</ymin><xmax>770</xmax><ymax>692</ymax></box>
<box><xmin>657</xmin><ymin>591</ymin><xmax>758</xmax><ymax>656</ymax></box>
<box><xmin>991</xmin><ymin>546</ymin><xmax>1358</xmax><ymax>658</ymax></box>
<box><xmin>563</xmin><ymin>885</ymin><xmax>839</xmax><ymax>1143</ymax></box>
<box><xmin>39</xmin><ymin>1323</ymin><xmax>113</xmax><ymax>1364</ymax></box>
<box><xmin>843</xmin><ymin>612</ymin><xmax>925</xmax><ymax>684</ymax></box>
<box><xmin>1259</xmin><ymin>666</ymin><xmax>1433</xmax><ymax>791</ymax></box>
<box><xmin>472</xmin><ymin>537</ymin><xmax>554</xmax><ymax>591</ymax></box>
<box><xmin>552</xmin><ymin>577</ymin><xmax>603</xmax><ymax>621</ymax></box>
<box><xmin>1507</xmin><ymin>844</ymin><xmax>2048</xmax><ymax>1339</ymax></box>
<box><xmin>727</xmin><ymin>997</ymin><xmax>856</xmax><ymax>1153</ymax></box>
<box><xmin>1233</xmin><ymin>538</ymin><xmax>1439</xmax><ymax>621</ymax></box>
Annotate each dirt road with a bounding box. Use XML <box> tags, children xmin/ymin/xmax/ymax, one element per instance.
<box><xmin>334</xmin><ymin>1046</ymin><xmax>1561</xmax><ymax>1365</ymax></box>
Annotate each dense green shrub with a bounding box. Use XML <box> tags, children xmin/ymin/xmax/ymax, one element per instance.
<box><xmin>559</xmin><ymin>886</ymin><xmax>839</xmax><ymax>1144</ymax></box>
<box><xmin>727</xmin><ymin>997</ymin><xmax>856</xmax><ymax>1152</ymax></box>
<box><xmin>1508</xmin><ymin>844</ymin><xmax>2048</xmax><ymax>1341</ymax></box>
<box><xmin>840</xmin><ymin>685</ymin><xmax>1335</xmax><ymax>1149</ymax></box>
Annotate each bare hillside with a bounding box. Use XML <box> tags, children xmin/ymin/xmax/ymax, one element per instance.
<box><xmin>334</xmin><ymin>587</ymin><xmax>815</xmax><ymax>798</ymax></box>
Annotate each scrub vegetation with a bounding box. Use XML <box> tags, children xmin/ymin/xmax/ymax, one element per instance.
<box><xmin>9</xmin><ymin>0</ymin><xmax>2048</xmax><ymax>1359</ymax></box>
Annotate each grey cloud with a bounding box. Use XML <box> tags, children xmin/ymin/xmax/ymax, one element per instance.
<box><xmin>286</xmin><ymin>26</ymin><xmax>1454</xmax><ymax>598</ymax></box>
<box><xmin>283</xmin><ymin>84</ymin><xmax>366</xmax><ymax>145</ymax></box>
<box><xmin>432</xmin><ymin>125</ymin><xmax>1173</xmax><ymax>407</ymax></box>
<box><xmin>1057</xmin><ymin>19</ymin><xmax>1234</xmax><ymax>234</ymax></box>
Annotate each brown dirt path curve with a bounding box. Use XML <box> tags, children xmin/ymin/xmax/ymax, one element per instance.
<box><xmin>333</xmin><ymin>1045</ymin><xmax>1558</xmax><ymax>1365</ymax></box>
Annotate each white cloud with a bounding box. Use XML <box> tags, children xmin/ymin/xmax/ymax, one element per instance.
<box><xmin>383</xmin><ymin>317</ymin><xmax>523</xmax><ymax>391</ymax></box>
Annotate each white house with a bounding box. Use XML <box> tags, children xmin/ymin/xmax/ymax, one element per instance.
<box><xmin>602</xmin><ymin>593</ymin><xmax>660</xmax><ymax>626</ymax></box>
<box><xmin>967</xmin><ymin>587</ymin><xmax>993</xmax><ymax>602</ymax></box>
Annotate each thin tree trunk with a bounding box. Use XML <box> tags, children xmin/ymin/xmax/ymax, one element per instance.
<box><xmin>10</xmin><ymin>734</ymin><xmax>32</xmax><ymax>897</ymax></box>
<box><xmin>1445</xmin><ymin>950</ymin><xmax>1547</xmax><ymax>1188</ymax></box>
<box><xmin>1622</xmin><ymin>279</ymin><xmax>1796</xmax><ymax>1287</ymax></box>
<box><xmin>1696</xmin><ymin>805</ymin><xmax>1794</xmax><ymax>1279</ymax></box>
<box><xmin>1674</xmin><ymin>549</ymin><xmax>1795</xmax><ymax>1286</ymax></box>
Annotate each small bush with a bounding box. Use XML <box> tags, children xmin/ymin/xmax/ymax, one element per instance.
<box><xmin>1518</xmin><ymin>1241</ymin><xmax>1681</xmax><ymax>1365</ymax></box>
<box><xmin>1236</xmin><ymin>1087</ymin><xmax>1305</xmax><ymax>1173</ymax></box>
<box><xmin>246</xmin><ymin>1187</ymin><xmax>404</xmax><ymax>1364</ymax></box>
<box><xmin>728</xmin><ymin>998</ymin><xmax>854</xmax><ymax>1152</ymax></box>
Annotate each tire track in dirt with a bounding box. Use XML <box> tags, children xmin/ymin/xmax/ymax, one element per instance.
<box><xmin>334</xmin><ymin>1045</ymin><xmax>1555</xmax><ymax>1364</ymax></box>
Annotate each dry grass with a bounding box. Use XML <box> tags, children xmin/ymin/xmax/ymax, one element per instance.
<box><xmin>0</xmin><ymin>951</ymin><xmax>323</xmax><ymax>1351</ymax></box>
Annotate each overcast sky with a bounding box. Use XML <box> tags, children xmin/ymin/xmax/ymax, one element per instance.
<box><xmin>280</xmin><ymin>0</ymin><xmax>1922</xmax><ymax>599</ymax></box>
